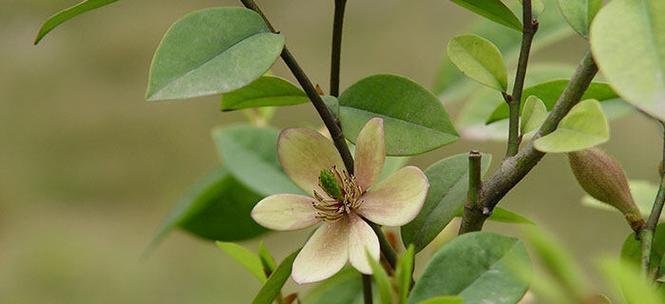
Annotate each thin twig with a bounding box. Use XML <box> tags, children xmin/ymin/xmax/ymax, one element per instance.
<box><xmin>460</xmin><ymin>51</ymin><xmax>598</xmax><ymax>232</ymax></box>
<box><xmin>506</xmin><ymin>0</ymin><xmax>538</xmax><ymax>157</ymax></box>
<box><xmin>459</xmin><ymin>151</ymin><xmax>482</xmax><ymax>234</ymax></box>
<box><xmin>369</xmin><ymin>222</ymin><xmax>397</xmax><ymax>269</ymax></box>
<box><xmin>330</xmin><ymin>0</ymin><xmax>347</xmax><ymax>97</ymax></box>
<box><xmin>640</xmin><ymin>124</ymin><xmax>665</xmax><ymax>276</ymax></box>
<box><xmin>362</xmin><ymin>274</ymin><xmax>373</xmax><ymax>304</ymax></box>
<box><xmin>239</xmin><ymin>0</ymin><xmax>355</xmax><ymax>174</ymax></box>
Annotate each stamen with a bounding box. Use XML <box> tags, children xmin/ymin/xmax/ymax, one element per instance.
<box><xmin>312</xmin><ymin>165</ymin><xmax>365</xmax><ymax>222</ymax></box>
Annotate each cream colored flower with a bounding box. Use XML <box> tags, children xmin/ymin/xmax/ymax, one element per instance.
<box><xmin>251</xmin><ymin>118</ymin><xmax>429</xmax><ymax>284</ymax></box>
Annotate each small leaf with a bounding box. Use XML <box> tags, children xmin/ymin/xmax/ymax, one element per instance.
<box><xmin>599</xmin><ymin>259</ymin><xmax>664</xmax><ymax>304</ymax></box>
<box><xmin>417</xmin><ymin>296</ymin><xmax>463</xmax><ymax>304</ymax></box>
<box><xmin>149</xmin><ymin>167</ymin><xmax>266</xmax><ymax>247</ymax></box>
<box><xmin>212</xmin><ymin>125</ymin><xmax>302</xmax><ymax>196</ymax></box>
<box><xmin>34</xmin><ymin>0</ymin><xmax>120</xmax><ymax>44</ymax></box>
<box><xmin>401</xmin><ymin>153</ymin><xmax>492</xmax><ymax>252</ymax></box>
<box><xmin>520</xmin><ymin>96</ymin><xmax>548</xmax><ymax>134</ymax></box>
<box><xmin>367</xmin><ymin>251</ymin><xmax>392</xmax><ymax>304</ymax></box>
<box><xmin>303</xmin><ymin>268</ymin><xmax>363</xmax><ymax>304</ymax></box>
<box><xmin>590</xmin><ymin>0</ymin><xmax>665</xmax><ymax>122</ymax></box>
<box><xmin>447</xmin><ymin>34</ymin><xmax>508</xmax><ymax>92</ymax></box>
<box><xmin>396</xmin><ymin>245</ymin><xmax>415</xmax><ymax>304</ymax></box>
<box><xmin>556</xmin><ymin>0</ymin><xmax>602</xmax><ymax>37</ymax></box>
<box><xmin>258</xmin><ymin>242</ymin><xmax>277</xmax><ymax>274</ymax></box>
<box><xmin>146</xmin><ymin>8</ymin><xmax>285</xmax><ymax>101</ymax></box>
<box><xmin>485</xmin><ymin>208</ymin><xmax>534</xmax><ymax>225</ymax></box>
<box><xmin>409</xmin><ymin>232</ymin><xmax>530</xmax><ymax>304</ymax></box>
<box><xmin>216</xmin><ymin>242</ymin><xmax>267</xmax><ymax>283</ymax></box>
<box><xmin>450</xmin><ymin>0</ymin><xmax>522</xmax><ymax>31</ymax></box>
<box><xmin>339</xmin><ymin>74</ymin><xmax>459</xmax><ymax>156</ymax></box>
<box><xmin>434</xmin><ymin>3</ymin><xmax>574</xmax><ymax>101</ymax></box>
<box><xmin>487</xmin><ymin>80</ymin><xmax>619</xmax><ymax>123</ymax></box>
<box><xmin>253</xmin><ymin>249</ymin><xmax>300</xmax><ymax>304</ymax></box>
<box><xmin>534</xmin><ymin>99</ymin><xmax>609</xmax><ymax>153</ymax></box>
<box><xmin>582</xmin><ymin>180</ymin><xmax>660</xmax><ymax>220</ymax></box>
<box><xmin>221</xmin><ymin>76</ymin><xmax>308</xmax><ymax>111</ymax></box>
<box><xmin>621</xmin><ymin>223</ymin><xmax>665</xmax><ymax>272</ymax></box>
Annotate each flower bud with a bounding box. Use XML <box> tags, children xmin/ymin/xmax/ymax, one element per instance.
<box><xmin>568</xmin><ymin>148</ymin><xmax>644</xmax><ymax>231</ymax></box>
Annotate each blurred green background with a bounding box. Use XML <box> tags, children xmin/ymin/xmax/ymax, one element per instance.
<box><xmin>1</xmin><ymin>0</ymin><xmax>661</xmax><ymax>303</ymax></box>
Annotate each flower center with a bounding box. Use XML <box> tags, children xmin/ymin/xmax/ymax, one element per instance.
<box><xmin>312</xmin><ymin>166</ymin><xmax>364</xmax><ymax>222</ymax></box>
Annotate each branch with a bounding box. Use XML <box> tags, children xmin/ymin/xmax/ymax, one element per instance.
<box><xmin>330</xmin><ymin>0</ymin><xmax>347</xmax><ymax>97</ymax></box>
<box><xmin>239</xmin><ymin>0</ymin><xmax>355</xmax><ymax>174</ymax></box>
<box><xmin>461</xmin><ymin>51</ymin><xmax>598</xmax><ymax>231</ymax></box>
<box><xmin>640</xmin><ymin>124</ymin><xmax>665</xmax><ymax>276</ymax></box>
<box><xmin>506</xmin><ymin>0</ymin><xmax>538</xmax><ymax>157</ymax></box>
<box><xmin>459</xmin><ymin>151</ymin><xmax>482</xmax><ymax>234</ymax></box>
<box><xmin>369</xmin><ymin>222</ymin><xmax>397</xmax><ymax>269</ymax></box>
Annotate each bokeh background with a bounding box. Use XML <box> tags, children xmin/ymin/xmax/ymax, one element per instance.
<box><xmin>1</xmin><ymin>0</ymin><xmax>661</xmax><ymax>303</ymax></box>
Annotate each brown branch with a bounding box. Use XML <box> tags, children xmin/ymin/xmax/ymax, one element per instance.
<box><xmin>459</xmin><ymin>151</ymin><xmax>483</xmax><ymax>234</ymax></box>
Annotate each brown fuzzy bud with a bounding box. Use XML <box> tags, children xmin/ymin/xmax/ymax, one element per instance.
<box><xmin>568</xmin><ymin>148</ymin><xmax>644</xmax><ymax>231</ymax></box>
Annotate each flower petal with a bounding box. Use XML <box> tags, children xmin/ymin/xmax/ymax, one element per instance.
<box><xmin>278</xmin><ymin>128</ymin><xmax>345</xmax><ymax>194</ymax></box>
<box><xmin>357</xmin><ymin>166</ymin><xmax>429</xmax><ymax>226</ymax></box>
<box><xmin>292</xmin><ymin>219</ymin><xmax>349</xmax><ymax>284</ymax></box>
<box><xmin>347</xmin><ymin>213</ymin><xmax>380</xmax><ymax>274</ymax></box>
<box><xmin>354</xmin><ymin>118</ymin><xmax>386</xmax><ymax>191</ymax></box>
<box><xmin>251</xmin><ymin>194</ymin><xmax>319</xmax><ymax>231</ymax></box>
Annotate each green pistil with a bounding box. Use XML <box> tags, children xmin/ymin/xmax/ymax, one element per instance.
<box><xmin>319</xmin><ymin>169</ymin><xmax>343</xmax><ymax>200</ymax></box>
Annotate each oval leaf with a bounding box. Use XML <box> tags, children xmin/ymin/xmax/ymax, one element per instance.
<box><xmin>621</xmin><ymin>223</ymin><xmax>665</xmax><ymax>272</ymax></box>
<box><xmin>520</xmin><ymin>96</ymin><xmax>548</xmax><ymax>134</ymax></box>
<box><xmin>150</xmin><ymin>167</ymin><xmax>267</xmax><ymax>246</ymax></box>
<box><xmin>600</xmin><ymin>259</ymin><xmax>664</xmax><ymax>304</ymax></box>
<box><xmin>450</xmin><ymin>0</ymin><xmax>522</xmax><ymax>31</ymax></box>
<box><xmin>590</xmin><ymin>0</ymin><xmax>665</xmax><ymax>122</ymax></box>
<box><xmin>303</xmin><ymin>268</ymin><xmax>363</xmax><ymax>304</ymax></box>
<box><xmin>221</xmin><ymin>76</ymin><xmax>308</xmax><ymax>111</ymax></box>
<box><xmin>339</xmin><ymin>74</ymin><xmax>458</xmax><ymax>156</ymax></box>
<box><xmin>146</xmin><ymin>8</ymin><xmax>285</xmax><ymax>101</ymax></box>
<box><xmin>487</xmin><ymin>80</ymin><xmax>619</xmax><ymax>123</ymax></box>
<box><xmin>34</xmin><ymin>0</ymin><xmax>120</xmax><ymax>44</ymax></box>
<box><xmin>212</xmin><ymin>125</ymin><xmax>302</xmax><ymax>196</ymax></box>
<box><xmin>556</xmin><ymin>0</ymin><xmax>602</xmax><ymax>37</ymax></box>
<box><xmin>534</xmin><ymin>99</ymin><xmax>609</xmax><ymax>153</ymax></box>
<box><xmin>401</xmin><ymin>153</ymin><xmax>491</xmax><ymax>252</ymax></box>
<box><xmin>448</xmin><ymin>34</ymin><xmax>508</xmax><ymax>92</ymax></box>
<box><xmin>409</xmin><ymin>232</ymin><xmax>530</xmax><ymax>304</ymax></box>
<box><xmin>253</xmin><ymin>249</ymin><xmax>300</xmax><ymax>304</ymax></box>
<box><xmin>217</xmin><ymin>241</ymin><xmax>267</xmax><ymax>283</ymax></box>
<box><xmin>417</xmin><ymin>297</ymin><xmax>463</xmax><ymax>304</ymax></box>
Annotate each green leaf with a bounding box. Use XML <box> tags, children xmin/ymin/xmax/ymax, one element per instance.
<box><xmin>599</xmin><ymin>259</ymin><xmax>664</xmax><ymax>304</ymax></box>
<box><xmin>146</xmin><ymin>8</ymin><xmax>285</xmax><ymax>101</ymax></box>
<box><xmin>303</xmin><ymin>268</ymin><xmax>363</xmax><ymax>304</ymax></box>
<box><xmin>211</xmin><ymin>125</ymin><xmax>302</xmax><ymax>196</ymax></box>
<box><xmin>339</xmin><ymin>74</ymin><xmax>458</xmax><ymax>156</ymax></box>
<box><xmin>253</xmin><ymin>249</ymin><xmax>300</xmax><ymax>304</ymax></box>
<box><xmin>590</xmin><ymin>0</ymin><xmax>665</xmax><ymax>122</ymax></box>
<box><xmin>401</xmin><ymin>153</ymin><xmax>492</xmax><ymax>252</ymax></box>
<box><xmin>216</xmin><ymin>242</ymin><xmax>267</xmax><ymax>283</ymax></box>
<box><xmin>556</xmin><ymin>0</ymin><xmax>602</xmax><ymax>37</ymax></box>
<box><xmin>379</xmin><ymin>157</ymin><xmax>410</xmax><ymax>182</ymax></box>
<box><xmin>534</xmin><ymin>99</ymin><xmax>609</xmax><ymax>153</ymax></box>
<box><xmin>258</xmin><ymin>242</ymin><xmax>277</xmax><ymax>274</ymax></box>
<box><xmin>485</xmin><ymin>207</ymin><xmax>534</xmax><ymax>225</ymax></box>
<box><xmin>221</xmin><ymin>76</ymin><xmax>308</xmax><ymax>111</ymax></box>
<box><xmin>434</xmin><ymin>0</ymin><xmax>573</xmax><ymax>101</ymax></box>
<box><xmin>149</xmin><ymin>167</ymin><xmax>266</xmax><ymax>246</ymax></box>
<box><xmin>367</xmin><ymin>251</ymin><xmax>392</xmax><ymax>304</ymax></box>
<box><xmin>34</xmin><ymin>0</ymin><xmax>120</xmax><ymax>44</ymax></box>
<box><xmin>621</xmin><ymin>223</ymin><xmax>665</xmax><ymax>272</ymax></box>
<box><xmin>523</xmin><ymin>228</ymin><xmax>587</xmax><ymax>299</ymax></box>
<box><xmin>417</xmin><ymin>296</ymin><xmax>464</xmax><ymax>304</ymax></box>
<box><xmin>457</xmin><ymin>63</ymin><xmax>575</xmax><ymax>141</ymax></box>
<box><xmin>409</xmin><ymin>232</ymin><xmax>530</xmax><ymax>304</ymax></box>
<box><xmin>520</xmin><ymin>96</ymin><xmax>548</xmax><ymax>134</ymax></box>
<box><xmin>396</xmin><ymin>245</ymin><xmax>415</xmax><ymax>304</ymax></box>
<box><xmin>450</xmin><ymin>0</ymin><xmax>522</xmax><ymax>31</ymax></box>
<box><xmin>447</xmin><ymin>34</ymin><xmax>508</xmax><ymax>92</ymax></box>
<box><xmin>583</xmin><ymin>180</ymin><xmax>661</xmax><ymax>220</ymax></box>
<box><xmin>487</xmin><ymin>80</ymin><xmax>619</xmax><ymax>123</ymax></box>
<box><xmin>505</xmin><ymin>0</ymin><xmax>546</xmax><ymax>19</ymax></box>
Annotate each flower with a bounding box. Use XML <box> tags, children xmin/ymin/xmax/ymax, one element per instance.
<box><xmin>251</xmin><ymin>118</ymin><xmax>429</xmax><ymax>284</ymax></box>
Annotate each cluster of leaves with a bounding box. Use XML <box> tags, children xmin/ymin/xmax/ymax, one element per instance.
<box><xmin>34</xmin><ymin>0</ymin><xmax>665</xmax><ymax>303</ymax></box>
